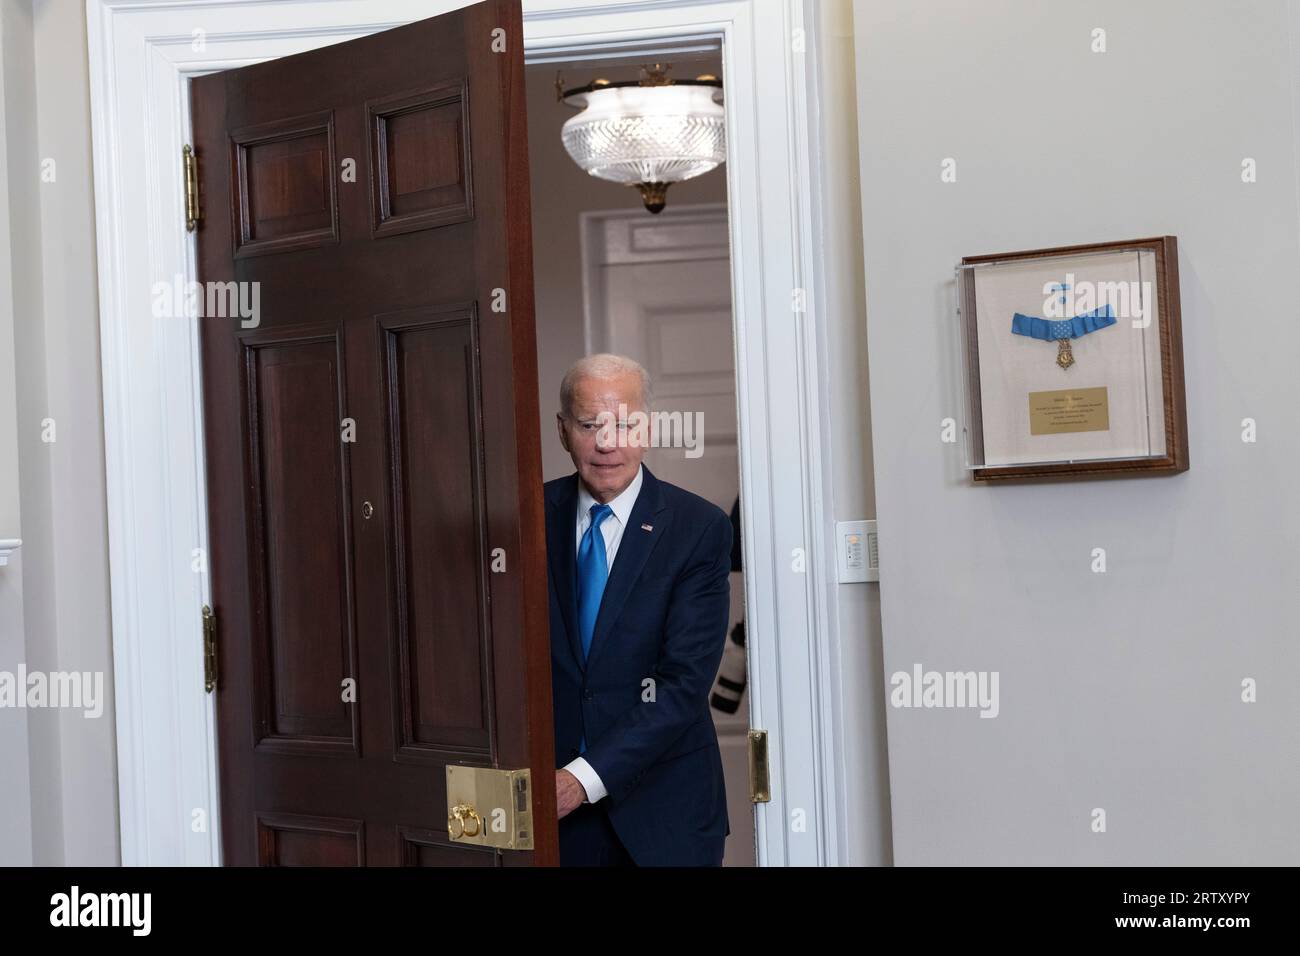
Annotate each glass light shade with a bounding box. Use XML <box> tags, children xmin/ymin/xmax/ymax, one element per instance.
<box><xmin>561</xmin><ymin>84</ymin><xmax>726</xmax><ymax>188</ymax></box>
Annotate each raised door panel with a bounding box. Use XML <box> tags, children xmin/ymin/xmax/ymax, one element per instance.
<box><xmin>243</xmin><ymin>330</ymin><xmax>359</xmax><ymax>755</ymax></box>
<box><xmin>381</xmin><ymin>306</ymin><xmax>491</xmax><ymax>758</ymax></box>
<box><xmin>232</xmin><ymin>112</ymin><xmax>339</xmax><ymax>257</ymax></box>
<box><xmin>257</xmin><ymin>813</ymin><xmax>365</xmax><ymax>866</ymax></box>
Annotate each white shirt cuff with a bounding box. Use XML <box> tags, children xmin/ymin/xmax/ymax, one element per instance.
<box><xmin>563</xmin><ymin>756</ymin><xmax>608</xmax><ymax>803</ymax></box>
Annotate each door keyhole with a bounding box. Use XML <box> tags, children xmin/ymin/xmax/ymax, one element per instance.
<box><xmin>361</xmin><ymin>500</ymin><xmax>374</xmax><ymax>519</ymax></box>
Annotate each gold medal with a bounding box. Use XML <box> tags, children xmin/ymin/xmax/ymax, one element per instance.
<box><xmin>1055</xmin><ymin>338</ymin><xmax>1075</xmax><ymax>370</ymax></box>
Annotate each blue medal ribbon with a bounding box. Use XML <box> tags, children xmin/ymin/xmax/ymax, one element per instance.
<box><xmin>1010</xmin><ymin>304</ymin><xmax>1117</xmax><ymax>341</ymax></box>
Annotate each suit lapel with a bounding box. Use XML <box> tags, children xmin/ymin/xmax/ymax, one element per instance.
<box><xmin>585</xmin><ymin>466</ymin><xmax>670</xmax><ymax>673</ymax></box>
<box><xmin>547</xmin><ymin>475</ymin><xmax>584</xmax><ymax>671</ymax></box>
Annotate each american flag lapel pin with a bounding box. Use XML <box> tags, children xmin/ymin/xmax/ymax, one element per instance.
<box><xmin>641</xmin><ymin>523</ymin><xmax>654</xmax><ymax>532</ymax></box>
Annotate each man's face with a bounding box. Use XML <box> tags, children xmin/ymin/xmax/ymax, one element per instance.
<box><xmin>557</xmin><ymin>371</ymin><xmax>648</xmax><ymax>503</ymax></box>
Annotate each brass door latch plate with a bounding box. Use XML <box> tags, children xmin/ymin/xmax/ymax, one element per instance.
<box><xmin>446</xmin><ymin>765</ymin><xmax>533</xmax><ymax>850</ymax></box>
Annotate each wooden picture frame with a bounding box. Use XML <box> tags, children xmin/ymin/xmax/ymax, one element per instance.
<box><xmin>958</xmin><ymin>236</ymin><xmax>1189</xmax><ymax>482</ymax></box>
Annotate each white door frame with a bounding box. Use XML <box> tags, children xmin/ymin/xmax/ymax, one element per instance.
<box><xmin>87</xmin><ymin>0</ymin><xmax>845</xmax><ymax>866</ymax></box>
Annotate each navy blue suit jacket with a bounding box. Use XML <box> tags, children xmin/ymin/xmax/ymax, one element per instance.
<box><xmin>546</xmin><ymin>465</ymin><xmax>732</xmax><ymax>865</ymax></box>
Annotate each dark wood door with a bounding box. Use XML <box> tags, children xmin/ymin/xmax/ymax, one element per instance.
<box><xmin>191</xmin><ymin>0</ymin><xmax>555</xmax><ymax>866</ymax></box>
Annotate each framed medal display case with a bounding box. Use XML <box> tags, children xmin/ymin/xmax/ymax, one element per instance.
<box><xmin>957</xmin><ymin>236</ymin><xmax>1189</xmax><ymax>482</ymax></box>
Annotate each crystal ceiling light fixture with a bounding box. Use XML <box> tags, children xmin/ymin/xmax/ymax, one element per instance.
<box><xmin>557</xmin><ymin>64</ymin><xmax>725</xmax><ymax>214</ymax></box>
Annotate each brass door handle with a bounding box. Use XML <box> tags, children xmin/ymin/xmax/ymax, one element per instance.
<box><xmin>448</xmin><ymin>803</ymin><xmax>483</xmax><ymax>839</ymax></box>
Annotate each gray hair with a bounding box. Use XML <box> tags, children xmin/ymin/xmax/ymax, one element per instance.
<box><xmin>559</xmin><ymin>353</ymin><xmax>653</xmax><ymax>417</ymax></box>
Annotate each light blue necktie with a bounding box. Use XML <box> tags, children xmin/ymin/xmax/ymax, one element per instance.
<box><xmin>576</xmin><ymin>503</ymin><xmax>613</xmax><ymax>755</ymax></box>
<box><xmin>577</xmin><ymin>503</ymin><xmax>614</xmax><ymax>660</ymax></box>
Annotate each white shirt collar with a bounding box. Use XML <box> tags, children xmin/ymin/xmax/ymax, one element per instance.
<box><xmin>577</xmin><ymin>463</ymin><xmax>644</xmax><ymax>529</ymax></box>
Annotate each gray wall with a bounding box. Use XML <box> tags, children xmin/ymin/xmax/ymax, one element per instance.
<box><xmin>0</xmin><ymin>0</ymin><xmax>35</xmax><ymax>867</ymax></box>
<box><xmin>31</xmin><ymin>0</ymin><xmax>118</xmax><ymax>867</ymax></box>
<box><xmin>0</xmin><ymin>0</ymin><xmax>117</xmax><ymax>866</ymax></box>
<box><xmin>855</xmin><ymin>0</ymin><xmax>1300</xmax><ymax>863</ymax></box>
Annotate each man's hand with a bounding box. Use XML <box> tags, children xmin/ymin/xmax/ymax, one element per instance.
<box><xmin>556</xmin><ymin>769</ymin><xmax>587</xmax><ymax>820</ymax></box>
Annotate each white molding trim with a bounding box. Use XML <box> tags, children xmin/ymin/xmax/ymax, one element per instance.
<box><xmin>0</xmin><ymin>539</ymin><xmax>20</xmax><ymax>567</ymax></box>
<box><xmin>87</xmin><ymin>0</ymin><xmax>844</xmax><ymax>866</ymax></box>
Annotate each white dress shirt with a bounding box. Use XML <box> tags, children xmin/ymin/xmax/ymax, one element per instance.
<box><xmin>563</xmin><ymin>464</ymin><xmax>644</xmax><ymax>804</ymax></box>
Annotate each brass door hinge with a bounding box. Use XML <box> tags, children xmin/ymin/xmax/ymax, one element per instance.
<box><xmin>446</xmin><ymin>765</ymin><xmax>533</xmax><ymax>850</ymax></box>
<box><xmin>183</xmin><ymin>145</ymin><xmax>201</xmax><ymax>232</ymax></box>
<box><xmin>748</xmin><ymin>729</ymin><xmax>770</xmax><ymax>803</ymax></box>
<box><xmin>202</xmin><ymin>604</ymin><xmax>218</xmax><ymax>693</ymax></box>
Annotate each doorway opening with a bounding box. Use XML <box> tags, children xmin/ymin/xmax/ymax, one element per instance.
<box><xmin>524</xmin><ymin>45</ymin><xmax>755</xmax><ymax>866</ymax></box>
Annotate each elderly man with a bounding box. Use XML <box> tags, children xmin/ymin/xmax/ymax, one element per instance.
<box><xmin>546</xmin><ymin>353</ymin><xmax>733</xmax><ymax>866</ymax></box>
